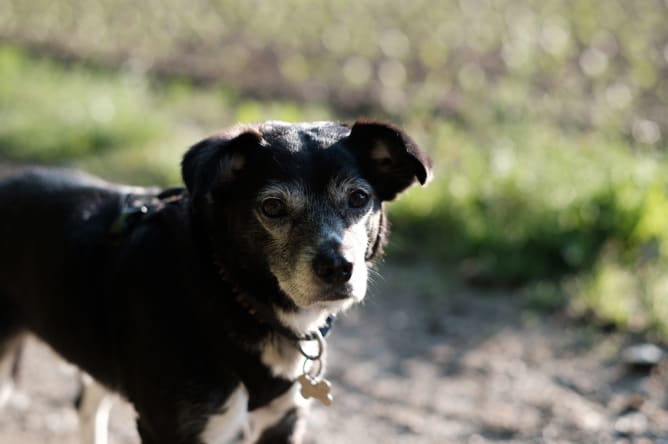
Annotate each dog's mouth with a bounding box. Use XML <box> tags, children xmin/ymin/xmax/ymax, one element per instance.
<box><xmin>274</xmin><ymin>274</ymin><xmax>365</xmax><ymax>309</ymax></box>
<box><xmin>317</xmin><ymin>283</ymin><xmax>355</xmax><ymax>302</ymax></box>
<box><xmin>295</xmin><ymin>272</ymin><xmax>367</xmax><ymax>308</ymax></box>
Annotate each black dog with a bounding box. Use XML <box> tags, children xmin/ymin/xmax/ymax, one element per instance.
<box><xmin>0</xmin><ymin>120</ymin><xmax>431</xmax><ymax>443</ymax></box>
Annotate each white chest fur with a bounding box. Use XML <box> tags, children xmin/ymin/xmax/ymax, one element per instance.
<box><xmin>201</xmin><ymin>384</ymin><xmax>307</xmax><ymax>444</ymax></box>
<box><xmin>245</xmin><ymin>384</ymin><xmax>307</xmax><ymax>443</ymax></box>
<box><xmin>201</xmin><ymin>338</ymin><xmax>315</xmax><ymax>444</ymax></box>
<box><xmin>260</xmin><ymin>335</ymin><xmax>318</xmax><ymax>380</ymax></box>
<box><xmin>201</xmin><ymin>386</ymin><xmax>249</xmax><ymax>444</ymax></box>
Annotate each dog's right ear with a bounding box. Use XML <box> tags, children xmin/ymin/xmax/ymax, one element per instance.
<box><xmin>346</xmin><ymin>120</ymin><xmax>433</xmax><ymax>201</ymax></box>
<box><xmin>181</xmin><ymin>129</ymin><xmax>264</xmax><ymax>201</ymax></box>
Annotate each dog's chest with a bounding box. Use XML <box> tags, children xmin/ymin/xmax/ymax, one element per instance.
<box><xmin>202</xmin><ymin>385</ymin><xmax>305</xmax><ymax>444</ymax></box>
<box><xmin>260</xmin><ymin>335</ymin><xmax>318</xmax><ymax>380</ymax></box>
<box><xmin>201</xmin><ymin>338</ymin><xmax>313</xmax><ymax>443</ymax></box>
<box><xmin>201</xmin><ymin>386</ymin><xmax>249</xmax><ymax>444</ymax></box>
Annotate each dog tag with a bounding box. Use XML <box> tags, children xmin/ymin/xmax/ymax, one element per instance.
<box><xmin>298</xmin><ymin>374</ymin><xmax>333</xmax><ymax>406</ymax></box>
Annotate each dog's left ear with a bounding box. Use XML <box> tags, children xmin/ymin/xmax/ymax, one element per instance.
<box><xmin>181</xmin><ymin>129</ymin><xmax>264</xmax><ymax>202</ymax></box>
<box><xmin>346</xmin><ymin>120</ymin><xmax>433</xmax><ymax>201</ymax></box>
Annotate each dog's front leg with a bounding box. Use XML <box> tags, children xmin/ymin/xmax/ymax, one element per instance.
<box><xmin>76</xmin><ymin>373</ymin><xmax>113</xmax><ymax>444</ymax></box>
<box><xmin>252</xmin><ymin>407</ymin><xmax>305</xmax><ymax>444</ymax></box>
<box><xmin>0</xmin><ymin>336</ymin><xmax>23</xmax><ymax>408</ymax></box>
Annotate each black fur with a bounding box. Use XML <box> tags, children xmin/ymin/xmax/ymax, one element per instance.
<box><xmin>0</xmin><ymin>120</ymin><xmax>431</xmax><ymax>443</ymax></box>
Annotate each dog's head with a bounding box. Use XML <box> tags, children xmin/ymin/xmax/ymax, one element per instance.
<box><xmin>182</xmin><ymin>120</ymin><xmax>431</xmax><ymax>317</ymax></box>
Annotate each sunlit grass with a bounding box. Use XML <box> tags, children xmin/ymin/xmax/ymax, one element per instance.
<box><xmin>0</xmin><ymin>45</ymin><xmax>333</xmax><ymax>183</ymax></box>
<box><xmin>390</xmin><ymin>120</ymin><xmax>668</xmax><ymax>281</ymax></box>
<box><xmin>0</xmin><ymin>47</ymin><xmax>166</xmax><ymax>165</ymax></box>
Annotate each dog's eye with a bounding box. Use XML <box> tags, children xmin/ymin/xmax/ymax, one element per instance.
<box><xmin>261</xmin><ymin>198</ymin><xmax>288</xmax><ymax>218</ymax></box>
<box><xmin>348</xmin><ymin>189</ymin><xmax>370</xmax><ymax>209</ymax></box>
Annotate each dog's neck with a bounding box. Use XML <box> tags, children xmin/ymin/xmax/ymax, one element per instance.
<box><xmin>217</xmin><ymin>266</ymin><xmax>335</xmax><ymax>342</ymax></box>
<box><xmin>275</xmin><ymin>305</ymin><xmax>336</xmax><ymax>339</ymax></box>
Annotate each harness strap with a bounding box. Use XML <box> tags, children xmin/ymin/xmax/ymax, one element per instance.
<box><xmin>109</xmin><ymin>188</ymin><xmax>185</xmax><ymax>239</ymax></box>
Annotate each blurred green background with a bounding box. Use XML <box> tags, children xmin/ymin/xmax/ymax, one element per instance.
<box><xmin>1</xmin><ymin>0</ymin><xmax>667</xmax><ymax>339</ymax></box>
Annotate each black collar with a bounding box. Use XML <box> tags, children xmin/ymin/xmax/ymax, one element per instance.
<box><xmin>214</xmin><ymin>262</ymin><xmax>335</xmax><ymax>342</ymax></box>
<box><xmin>227</xmin><ymin>274</ymin><xmax>336</xmax><ymax>342</ymax></box>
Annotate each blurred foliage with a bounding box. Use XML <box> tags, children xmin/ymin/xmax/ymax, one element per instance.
<box><xmin>1</xmin><ymin>0</ymin><xmax>667</xmax><ymax>144</ymax></box>
<box><xmin>0</xmin><ymin>47</ymin><xmax>163</xmax><ymax>162</ymax></box>
<box><xmin>0</xmin><ymin>0</ymin><xmax>668</xmax><ymax>338</ymax></box>
<box><xmin>389</xmin><ymin>128</ymin><xmax>667</xmax><ymax>283</ymax></box>
<box><xmin>0</xmin><ymin>45</ymin><xmax>331</xmax><ymax>184</ymax></box>
<box><xmin>568</xmin><ymin>257</ymin><xmax>668</xmax><ymax>339</ymax></box>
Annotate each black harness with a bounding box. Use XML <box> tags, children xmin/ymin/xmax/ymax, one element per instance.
<box><xmin>109</xmin><ymin>187</ymin><xmax>185</xmax><ymax>239</ymax></box>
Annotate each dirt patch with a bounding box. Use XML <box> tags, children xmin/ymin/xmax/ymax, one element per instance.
<box><xmin>1</xmin><ymin>263</ymin><xmax>667</xmax><ymax>443</ymax></box>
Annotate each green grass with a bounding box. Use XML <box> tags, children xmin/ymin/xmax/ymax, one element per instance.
<box><xmin>390</xmin><ymin>124</ymin><xmax>668</xmax><ymax>281</ymax></box>
<box><xmin>0</xmin><ymin>45</ymin><xmax>332</xmax><ymax>184</ymax></box>
<box><xmin>0</xmin><ymin>46</ymin><xmax>175</xmax><ymax>182</ymax></box>
<box><xmin>0</xmin><ymin>50</ymin><xmax>156</xmax><ymax>157</ymax></box>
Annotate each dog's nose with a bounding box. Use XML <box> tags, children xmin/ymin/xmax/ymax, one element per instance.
<box><xmin>313</xmin><ymin>250</ymin><xmax>353</xmax><ymax>285</ymax></box>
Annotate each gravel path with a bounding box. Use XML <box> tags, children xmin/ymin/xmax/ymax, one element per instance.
<box><xmin>1</xmin><ymin>262</ymin><xmax>667</xmax><ymax>444</ymax></box>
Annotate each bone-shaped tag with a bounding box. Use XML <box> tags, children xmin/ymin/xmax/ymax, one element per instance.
<box><xmin>298</xmin><ymin>374</ymin><xmax>333</xmax><ymax>406</ymax></box>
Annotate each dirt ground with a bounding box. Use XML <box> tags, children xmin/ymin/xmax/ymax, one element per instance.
<box><xmin>1</xmin><ymin>262</ymin><xmax>667</xmax><ymax>444</ymax></box>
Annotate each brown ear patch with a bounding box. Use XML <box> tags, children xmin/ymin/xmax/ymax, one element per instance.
<box><xmin>346</xmin><ymin>120</ymin><xmax>433</xmax><ymax>201</ymax></box>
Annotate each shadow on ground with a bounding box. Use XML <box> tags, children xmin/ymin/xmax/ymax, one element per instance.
<box><xmin>1</xmin><ymin>262</ymin><xmax>667</xmax><ymax>444</ymax></box>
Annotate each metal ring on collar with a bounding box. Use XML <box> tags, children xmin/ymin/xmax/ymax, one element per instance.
<box><xmin>302</xmin><ymin>356</ymin><xmax>324</xmax><ymax>380</ymax></box>
<box><xmin>298</xmin><ymin>330</ymin><xmax>324</xmax><ymax>361</ymax></box>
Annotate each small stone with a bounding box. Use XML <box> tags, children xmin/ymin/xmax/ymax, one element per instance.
<box><xmin>614</xmin><ymin>412</ymin><xmax>648</xmax><ymax>436</ymax></box>
<box><xmin>622</xmin><ymin>343</ymin><xmax>664</xmax><ymax>370</ymax></box>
